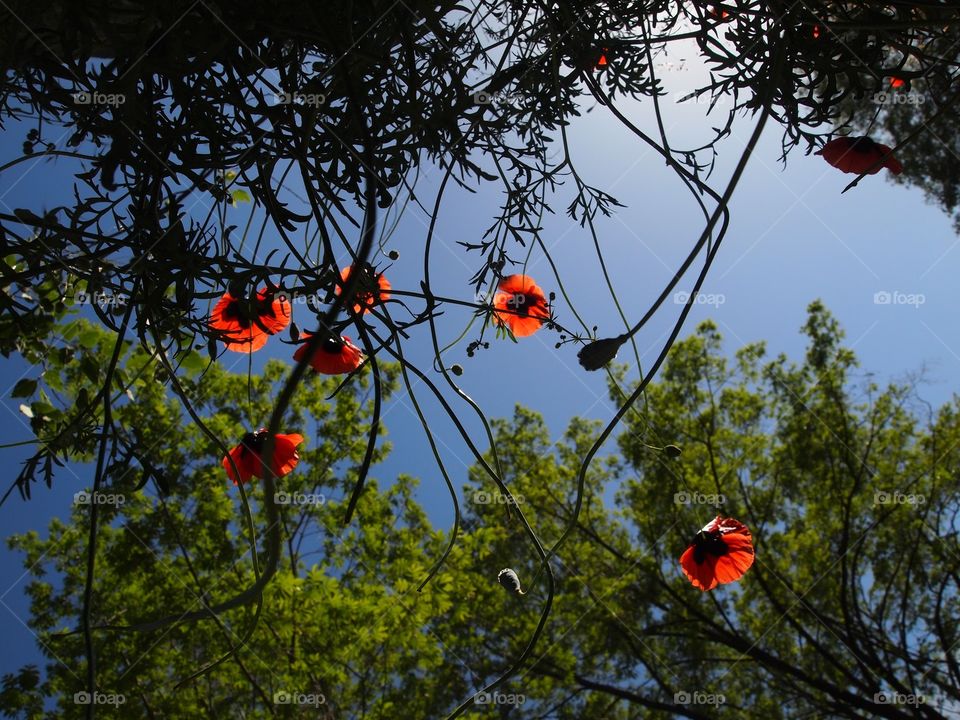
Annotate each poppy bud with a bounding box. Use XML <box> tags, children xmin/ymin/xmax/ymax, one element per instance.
<box><xmin>388</xmin><ymin>250</ymin><xmax>400</xmax><ymax>260</ymax></box>
<box><xmin>289</xmin><ymin>322</ymin><xmax>300</xmax><ymax>342</ymax></box>
<box><xmin>577</xmin><ymin>336</ymin><xmax>625</xmax><ymax>371</ymax></box>
<box><xmin>451</xmin><ymin>363</ymin><xmax>464</xmax><ymax>376</ymax></box>
<box><xmin>664</xmin><ymin>444</ymin><xmax>682</xmax><ymax>458</ymax></box>
<box><xmin>497</xmin><ymin>568</ymin><xmax>526</xmax><ymax>595</ymax></box>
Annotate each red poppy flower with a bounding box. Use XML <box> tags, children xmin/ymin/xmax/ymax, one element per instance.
<box><xmin>812</xmin><ymin>24</ymin><xmax>821</xmax><ymax>39</ymax></box>
<box><xmin>293</xmin><ymin>332</ymin><xmax>364</xmax><ymax>374</ymax></box>
<box><xmin>708</xmin><ymin>5</ymin><xmax>730</xmax><ymax>20</ymax></box>
<box><xmin>594</xmin><ymin>48</ymin><xmax>609</xmax><ymax>69</ymax></box>
<box><xmin>889</xmin><ymin>76</ymin><xmax>905</xmax><ymax>89</ymax></box>
<box><xmin>337</xmin><ymin>264</ymin><xmax>391</xmax><ymax>315</ymax></box>
<box><xmin>222</xmin><ymin>429</ymin><xmax>304</xmax><ymax>485</ymax></box>
<box><xmin>492</xmin><ymin>274</ymin><xmax>550</xmax><ymax>338</ymax></box>
<box><xmin>210</xmin><ymin>287</ymin><xmax>291</xmax><ymax>353</ymax></box>
<box><xmin>680</xmin><ymin>515</ymin><xmax>755</xmax><ymax>591</ymax></box>
<box><xmin>816</xmin><ymin>136</ymin><xmax>902</xmax><ymax>176</ymax></box>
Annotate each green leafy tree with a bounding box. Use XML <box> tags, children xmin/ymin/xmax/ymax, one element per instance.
<box><xmin>6</xmin><ymin>304</ymin><xmax>959</xmax><ymax>718</ymax></box>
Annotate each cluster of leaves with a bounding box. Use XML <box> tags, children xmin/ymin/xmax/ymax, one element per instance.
<box><xmin>3</xmin><ymin>304</ymin><xmax>958</xmax><ymax>718</ymax></box>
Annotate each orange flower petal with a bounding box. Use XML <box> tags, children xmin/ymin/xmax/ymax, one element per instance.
<box><xmin>337</xmin><ymin>265</ymin><xmax>391</xmax><ymax>315</ymax></box>
<box><xmin>492</xmin><ymin>274</ymin><xmax>550</xmax><ymax>337</ymax></box>
<box><xmin>294</xmin><ymin>333</ymin><xmax>365</xmax><ymax>374</ymax></box>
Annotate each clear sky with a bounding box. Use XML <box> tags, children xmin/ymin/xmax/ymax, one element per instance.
<box><xmin>0</xmin><ymin>55</ymin><xmax>957</xmax><ymax>688</ymax></box>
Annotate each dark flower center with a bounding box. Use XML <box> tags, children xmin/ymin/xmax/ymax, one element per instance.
<box><xmin>240</xmin><ymin>430</ymin><xmax>268</xmax><ymax>456</ymax></box>
<box><xmin>691</xmin><ymin>530</ymin><xmax>729</xmax><ymax>564</ymax></box>
<box><xmin>322</xmin><ymin>336</ymin><xmax>345</xmax><ymax>353</ymax></box>
<box><xmin>508</xmin><ymin>292</ymin><xmax>533</xmax><ymax>317</ymax></box>
<box><xmin>222</xmin><ymin>293</ymin><xmax>278</xmax><ymax>329</ymax></box>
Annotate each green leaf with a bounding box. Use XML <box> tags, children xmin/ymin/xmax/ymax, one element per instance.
<box><xmin>180</xmin><ymin>350</ymin><xmax>207</xmax><ymax>375</ymax></box>
<box><xmin>11</xmin><ymin>378</ymin><xmax>38</xmax><ymax>398</ymax></box>
<box><xmin>230</xmin><ymin>189</ymin><xmax>251</xmax><ymax>206</ymax></box>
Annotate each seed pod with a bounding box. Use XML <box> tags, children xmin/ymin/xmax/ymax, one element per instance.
<box><xmin>577</xmin><ymin>335</ymin><xmax>625</xmax><ymax>371</ymax></box>
<box><xmin>497</xmin><ymin>568</ymin><xmax>525</xmax><ymax>595</ymax></box>
<box><xmin>451</xmin><ymin>363</ymin><xmax>464</xmax><ymax>376</ymax></box>
<box><xmin>664</xmin><ymin>444</ymin><xmax>682</xmax><ymax>458</ymax></box>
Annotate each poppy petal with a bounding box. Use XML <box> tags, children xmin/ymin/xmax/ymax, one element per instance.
<box><xmin>492</xmin><ymin>274</ymin><xmax>550</xmax><ymax>337</ymax></box>
<box><xmin>680</xmin><ymin>516</ymin><xmax>754</xmax><ymax>591</ymax></box>
<box><xmin>294</xmin><ymin>333</ymin><xmax>365</xmax><ymax>374</ymax></box>
<box><xmin>222</xmin><ymin>445</ymin><xmax>254</xmax><ymax>485</ymax></box>
<box><xmin>338</xmin><ymin>265</ymin><xmax>391</xmax><ymax>315</ymax></box>
<box><xmin>253</xmin><ymin>289</ymin><xmax>292</xmax><ymax>335</ymax></box>
<box><xmin>268</xmin><ymin>433</ymin><xmax>303</xmax><ymax>477</ymax></box>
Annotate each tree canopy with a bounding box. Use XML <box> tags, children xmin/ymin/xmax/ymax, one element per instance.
<box><xmin>2</xmin><ymin>304</ymin><xmax>958</xmax><ymax>718</ymax></box>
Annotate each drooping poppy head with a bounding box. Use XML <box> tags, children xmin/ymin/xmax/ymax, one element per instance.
<box><xmin>337</xmin><ymin>264</ymin><xmax>391</xmax><ymax>315</ymax></box>
<box><xmin>293</xmin><ymin>332</ymin><xmax>364</xmax><ymax>375</ymax></box>
<box><xmin>816</xmin><ymin>136</ymin><xmax>903</xmax><ymax>176</ymax></box>
<box><xmin>492</xmin><ymin>274</ymin><xmax>550</xmax><ymax>337</ymax></box>
<box><xmin>222</xmin><ymin>429</ymin><xmax>304</xmax><ymax>485</ymax></box>
<box><xmin>210</xmin><ymin>287</ymin><xmax>291</xmax><ymax>353</ymax></box>
<box><xmin>679</xmin><ymin>515</ymin><xmax>754</xmax><ymax>591</ymax></box>
<box><xmin>577</xmin><ymin>335</ymin><xmax>625</xmax><ymax>371</ymax></box>
<box><xmin>708</xmin><ymin>5</ymin><xmax>730</xmax><ymax>20</ymax></box>
<box><xmin>497</xmin><ymin>568</ymin><xmax>526</xmax><ymax>595</ymax></box>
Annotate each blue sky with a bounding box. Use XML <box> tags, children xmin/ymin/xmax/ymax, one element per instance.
<box><xmin>0</xmin><ymin>60</ymin><xmax>958</xmax><ymax>692</ymax></box>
